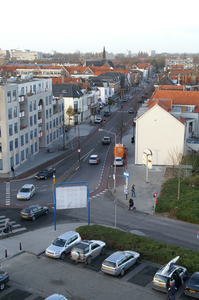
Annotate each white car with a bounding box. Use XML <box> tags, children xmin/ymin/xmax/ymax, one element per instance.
<box><xmin>45</xmin><ymin>231</ymin><xmax>81</xmax><ymax>260</ymax></box>
<box><xmin>94</xmin><ymin>117</ymin><xmax>102</xmax><ymax>124</ymax></box>
<box><xmin>114</xmin><ymin>157</ymin><xmax>124</xmax><ymax>166</ymax></box>
<box><xmin>17</xmin><ymin>184</ymin><xmax>36</xmax><ymax>200</ymax></box>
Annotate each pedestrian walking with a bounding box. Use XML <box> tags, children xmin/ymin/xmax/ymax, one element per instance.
<box><xmin>131</xmin><ymin>184</ymin><xmax>136</xmax><ymax>197</ymax></box>
<box><xmin>168</xmin><ymin>282</ymin><xmax>177</xmax><ymax>300</ymax></box>
<box><xmin>11</xmin><ymin>165</ymin><xmax>15</xmax><ymax>177</ymax></box>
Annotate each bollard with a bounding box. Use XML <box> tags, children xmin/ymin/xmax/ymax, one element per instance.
<box><xmin>5</xmin><ymin>250</ymin><xmax>7</xmax><ymax>258</ymax></box>
<box><xmin>20</xmin><ymin>242</ymin><xmax>22</xmax><ymax>250</ymax></box>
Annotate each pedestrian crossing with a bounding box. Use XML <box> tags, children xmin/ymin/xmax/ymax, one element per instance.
<box><xmin>0</xmin><ymin>215</ymin><xmax>27</xmax><ymax>234</ymax></box>
<box><xmin>6</xmin><ymin>181</ymin><xmax>10</xmax><ymax>205</ymax></box>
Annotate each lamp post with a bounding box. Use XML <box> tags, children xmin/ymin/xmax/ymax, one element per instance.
<box><xmin>99</xmin><ymin>128</ymin><xmax>116</xmax><ymax>192</ymax></box>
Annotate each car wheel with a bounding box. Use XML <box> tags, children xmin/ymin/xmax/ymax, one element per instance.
<box><xmin>45</xmin><ymin>210</ymin><xmax>48</xmax><ymax>215</ymax></box>
<box><xmin>86</xmin><ymin>256</ymin><xmax>92</xmax><ymax>265</ymax></box>
<box><xmin>32</xmin><ymin>216</ymin><xmax>36</xmax><ymax>221</ymax></box>
<box><xmin>120</xmin><ymin>268</ymin><xmax>125</xmax><ymax>276</ymax></box>
<box><xmin>136</xmin><ymin>257</ymin><xmax>140</xmax><ymax>264</ymax></box>
<box><xmin>60</xmin><ymin>252</ymin><xmax>66</xmax><ymax>260</ymax></box>
<box><xmin>100</xmin><ymin>247</ymin><xmax>106</xmax><ymax>255</ymax></box>
<box><xmin>45</xmin><ymin>176</ymin><xmax>47</xmax><ymax>180</ymax></box>
<box><xmin>0</xmin><ymin>282</ymin><xmax>5</xmax><ymax>290</ymax></box>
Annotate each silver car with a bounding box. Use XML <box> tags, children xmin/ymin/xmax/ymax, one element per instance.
<box><xmin>152</xmin><ymin>256</ymin><xmax>187</xmax><ymax>292</ymax></box>
<box><xmin>17</xmin><ymin>184</ymin><xmax>36</xmax><ymax>200</ymax></box>
<box><xmin>45</xmin><ymin>231</ymin><xmax>81</xmax><ymax>260</ymax></box>
<box><xmin>101</xmin><ymin>250</ymin><xmax>140</xmax><ymax>276</ymax></box>
<box><xmin>70</xmin><ymin>239</ymin><xmax>106</xmax><ymax>264</ymax></box>
<box><xmin>45</xmin><ymin>294</ymin><xmax>68</xmax><ymax>300</ymax></box>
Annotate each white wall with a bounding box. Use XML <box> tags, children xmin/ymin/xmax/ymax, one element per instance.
<box><xmin>135</xmin><ymin>105</ymin><xmax>185</xmax><ymax>166</ymax></box>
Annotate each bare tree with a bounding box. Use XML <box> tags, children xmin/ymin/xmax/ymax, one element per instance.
<box><xmin>66</xmin><ymin>105</ymin><xmax>75</xmax><ymax>130</ymax></box>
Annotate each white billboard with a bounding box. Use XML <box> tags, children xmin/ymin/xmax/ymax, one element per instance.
<box><xmin>55</xmin><ymin>185</ymin><xmax>87</xmax><ymax>209</ymax></box>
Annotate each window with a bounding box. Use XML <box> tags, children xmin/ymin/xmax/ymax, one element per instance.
<box><xmin>21</xmin><ymin>150</ymin><xmax>24</xmax><ymax>161</ymax></box>
<box><xmin>59</xmin><ymin>104</ymin><xmax>61</xmax><ymax>112</ymax></box>
<box><xmin>46</xmin><ymin>110</ymin><xmax>48</xmax><ymax>119</ymax></box>
<box><xmin>53</xmin><ymin>119</ymin><xmax>55</xmax><ymax>127</ymax></box>
<box><xmin>50</xmin><ymin>133</ymin><xmax>52</xmax><ymax>142</ymax></box>
<box><xmin>8</xmin><ymin>108</ymin><xmax>12</xmax><ymax>119</ymax></box>
<box><xmin>46</xmin><ymin>122</ymin><xmax>49</xmax><ymax>130</ymax></box>
<box><xmin>15</xmin><ymin>153</ymin><xmax>19</xmax><ymax>165</ymax></box>
<box><xmin>53</xmin><ymin>131</ymin><xmax>55</xmax><ymax>140</ymax></box>
<box><xmin>9</xmin><ymin>124</ymin><xmax>13</xmax><ymax>136</ymax></box>
<box><xmin>56</xmin><ymin>118</ymin><xmax>58</xmax><ymax>126</ymax></box>
<box><xmin>34</xmin><ymin>114</ymin><xmax>37</xmax><ymax>125</ymax></box>
<box><xmin>13</xmin><ymin>90</ymin><xmax>16</xmax><ymax>101</ymax></box>
<box><xmin>62</xmin><ymin>103</ymin><xmax>64</xmax><ymax>111</ymax></box>
<box><xmin>33</xmin><ymin>100</ymin><xmax>36</xmax><ymax>110</ymax></box>
<box><xmin>46</xmin><ymin>96</ymin><xmax>48</xmax><ymax>105</ymax></box>
<box><xmin>14</xmin><ymin>122</ymin><xmax>18</xmax><ymax>134</ymax></box>
<box><xmin>34</xmin><ymin>128</ymin><xmax>37</xmax><ymax>137</ymax></box>
<box><xmin>31</xmin><ymin>144</ymin><xmax>33</xmax><ymax>154</ymax></box>
<box><xmin>35</xmin><ymin>142</ymin><xmax>37</xmax><ymax>152</ymax></box>
<box><xmin>7</xmin><ymin>91</ymin><xmax>11</xmax><ymax>102</ymax></box>
<box><xmin>59</xmin><ymin>116</ymin><xmax>61</xmax><ymax>124</ymax></box>
<box><xmin>26</xmin><ymin>148</ymin><xmax>28</xmax><ymax>159</ymax></box>
<box><xmin>49</xmin><ymin>95</ymin><xmax>52</xmax><ymax>104</ymax></box>
<box><xmin>49</xmin><ymin>108</ymin><xmax>52</xmax><ymax>117</ymax></box>
<box><xmin>0</xmin><ymin>143</ymin><xmax>2</xmax><ymax>152</ymax></box>
<box><xmin>25</xmin><ymin>133</ymin><xmax>28</xmax><ymax>144</ymax></box>
<box><xmin>0</xmin><ymin>159</ymin><xmax>2</xmax><ymax>170</ymax></box>
<box><xmin>47</xmin><ymin>135</ymin><xmax>49</xmax><ymax>144</ymax></box>
<box><xmin>33</xmin><ymin>85</ymin><xmax>36</xmax><ymax>94</ymax></box>
<box><xmin>29</xmin><ymin>101</ymin><xmax>32</xmax><ymax>112</ymax></box>
<box><xmin>21</xmin><ymin>135</ymin><xmax>24</xmax><ymax>146</ymax></box>
<box><xmin>10</xmin><ymin>141</ymin><xmax>13</xmax><ymax>151</ymax></box>
<box><xmin>14</xmin><ymin>106</ymin><xmax>17</xmax><ymax>118</ymax></box>
<box><xmin>0</xmin><ymin>126</ymin><xmax>1</xmax><ymax>137</ymax></box>
<box><xmin>30</xmin><ymin>116</ymin><xmax>33</xmax><ymax>127</ymax></box>
<box><xmin>50</xmin><ymin>121</ymin><xmax>52</xmax><ymax>129</ymax></box>
<box><xmin>30</xmin><ymin>130</ymin><xmax>33</xmax><ymax>140</ymax></box>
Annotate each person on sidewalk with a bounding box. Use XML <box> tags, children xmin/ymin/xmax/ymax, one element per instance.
<box><xmin>131</xmin><ymin>184</ymin><xmax>136</xmax><ymax>197</ymax></box>
<box><xmin>168</xmin><ymin>282</ymin><xmax>177</xmax><ymax>300</ymax></box>
<box><xmin>11</xmin><ymin>165</ymin><xmax>15</xmax><ymax>177</ymax></box>
<box><xmin>128</xmin><ymin>197</ymin><xmax>134</xmax><ymax>210</ymax></box>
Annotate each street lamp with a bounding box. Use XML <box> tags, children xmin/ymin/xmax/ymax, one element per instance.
<box><xmin>99</xmin><ymin>128</ymin><xmax>117</xmax><ymax>192</ymax></box>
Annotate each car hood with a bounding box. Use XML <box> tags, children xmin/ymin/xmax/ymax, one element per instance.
<box><xmin>46</xmin><ymin>244</ymin><xmax>64</xmax><ymax>253</ymax></box>
<box><xmin>160</xmin><ymin>256</ymin><xmax>180</xmax><ymax>275</ymax></box>
<box><xmin>17</xmin><ymin>191</ymin><xmax>31</xmax><ymax>197</ymax></box>
<box><xmin>36</xmin><ymin>172</ymin><xmax>46</xmax><ymax>176</ymax></box>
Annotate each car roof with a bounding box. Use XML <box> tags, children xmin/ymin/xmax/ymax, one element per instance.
<box><xmin>90</xmin><ymin>155</ymin><xmax>98</xmax><ymax>158</ymax></box>
<box><xmin>57</xmin><ymin>231</ymin><xmax>78</xmax><ymax>240</ymax></box>
<box><xmin>105</xmin><ymin>251</ymin><xmax>126</xmax><ymax>262</ymax></box>
<box><xmin>156</xmin><ymin>264</ymin><xmax>181</xmax><ymax>277</ymax></box>
<box><xmin>103</xmin><ymin>136</ymin><xmax>110</xmax><ymax>139</ymax></box>
<box><xmin>21</xmin><ymin>184</ymin><xmax>34</xmax><ymax>188</ymax></box>
<box><xmin>45</xmin><ymin>294</ymin><xmax>67</xmax><ymax>300</ymax></box>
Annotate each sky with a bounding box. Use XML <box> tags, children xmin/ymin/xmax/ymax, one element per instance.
<box><xmin>1</xmin><ymin>0</ymin><xmax>199</xmax><ymax>55</ymax></box>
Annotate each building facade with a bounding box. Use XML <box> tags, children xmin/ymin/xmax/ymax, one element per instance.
<box><xmin>0</xmin><ymin>77</ymin><xmax>64</xmax><ymax>174</ymax></box>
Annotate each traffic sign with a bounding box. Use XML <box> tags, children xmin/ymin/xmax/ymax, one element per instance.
<box><xmin>123</xmin><ymin>172</ymin><xmax>129</xmax><ymax>178</ymax></box>
<box><xmin>77</xmin><ymin>149</ymin><xmax>81</xmax><ymax>153</ymax></box>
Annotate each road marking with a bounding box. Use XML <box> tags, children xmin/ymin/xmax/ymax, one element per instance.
<box><xmin>5</xmin><ymin>182</ymin><xmax>10</xmax><ymax>205</ymax></box>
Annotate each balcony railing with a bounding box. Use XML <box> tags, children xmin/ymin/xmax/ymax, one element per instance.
<box><xmin>38</xmin><ymin>117</ymin><xmax>43</xmax><ymax>125</ymax></box>
<box><xmin>39</xmin><ymin>130</ymin><xmax>43</xmax><ymax>137</ymax></box>
<box><xmin>52</xmin><ymin>99</ymin><xmax>57</xmax><ymax>105</ymax></box>
<box><xmin>38</xmin><ymin>105</ymin><xmax>43</xmax><ymax>111</ymax></box>
<box><xmin>20</xmin><ymin>125</ymin><xmax>28</xmax><ymax>130</ymax></box>
<box><xmin>19</xmin><ymin>96</ymin><xmax>25</xmax><ymax>102</ymax></box>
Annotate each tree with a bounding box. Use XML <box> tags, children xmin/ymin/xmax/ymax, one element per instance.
<box><xmin>115</xmin><ymin>110</ymin><xmax>126</xmax><ymax>143</ymax></box>
<box><xmin>168</xmin><ymin>147</ymin><xmax>198</xmax><ymax>200</ymax></box>
<box><xmin>66</xmin><ymin>106</ymin><xmax>75</xmax><ymax>130</ymax></box>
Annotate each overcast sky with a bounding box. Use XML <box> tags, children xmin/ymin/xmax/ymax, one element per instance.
<box><xmin>1</xmin><ymin>0</ymin><xmax>199</xmax><ymax>55</ymax></box>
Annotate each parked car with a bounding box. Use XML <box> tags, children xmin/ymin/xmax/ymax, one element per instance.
<box><xmin>94</xmin><ymin>117</ymin><xmax>102</xmax><ymax>124</ymax></box>
<box><xmin>17</xmin><ymin>184</ymin><xmax>36</xmax><ymax>200</ymax></box>
<box><xmin>102</xmin><ymin>137</ymin><xmax>111</xmax><ymax>145</ymax></box>
<box><xmin>20</xmin><ymin>205</ymin><xmax>48</xmax><ymax>221</ymax></box>
<box><xmin>89</xmin><ymin>155</ymin><xmax>101</xmax><ymax>164</ymax></box>
<box><xmin>184</xmin><ymin>272</ymin><xmax>199</xmax><ymax>298</ymax></box>
<box><xmin>152</xmin><ymin>256</ymin><xmax>187</xmax><ymax>292</ymax></box>
<box><xmin>70</xmin><ymin>239</ymin><xmax>106</xmax><ymax>264</ymax></box>
<box><xmin>44</xmin><ymin>294</ymin><xmax>68</xmax><ymax>300</ymax></box>
<box><xmin>0</xmin><ymin>270</ymin><xmax>9</xmax><ymax>290</ymax></box>
<box><xmin>101</xmin><ymin>250</ymin><xmax>140</xmax><ymax>276</ymax></box>
<box><xmin>45</xmin><ymin>231</ymin><xmax>81</xmax><ymax>260</ymax></box>
<box><xmin>128</xmin><ymin>108</ymin><xmax>134</xmax><ymax>113</ymax></box>
<box><xmin>104</xmin><ymin>110</ymin><xmax>110</xmax><ymax>117</ymax></box>
<box><xmin>114</xmin><ymin>157</ymin><xmax>124</xmax><ymax>166</ymax></box>
<box><xmin>122</xmin><ymin>98</ymin><xmax>127</xmax><ymax>102</ymax></box>
<box><xmin>35</xmin><ymin>167</ymin><xmax>56</xmax><ymax>180</ymax></box>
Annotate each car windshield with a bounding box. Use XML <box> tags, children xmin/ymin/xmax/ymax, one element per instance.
<box><xmin>40</xmin><ymin>169</ymin><xmax>47</xmax><ymax>173</ymax></box>
<box><xmin>154</xmin><ymin>274</ymin><xmax>167</xmax><ymax>283</ymax></box>
<box><xmin>116</xmin><ymin>158</ymin><xmax>121</xmax><ymax>162</ymax></box>
<box><xmin>103</xmin><ymin>260</ymin><xmax>115</xmax><ymax>268</ymax></box>
<box><xmin>189</xmin><ymin>277</ymin><xmax>199</xmax><ymax>286</ymax></box>
<box><xmin>53</xmin><ymin>238</ymin><xmax>66</xmax><ymax>247</ymax></box>
<box><xmin>20</xmin><ymin>188</ymin><xmax>30</xmax><ymax>193</ymax></box>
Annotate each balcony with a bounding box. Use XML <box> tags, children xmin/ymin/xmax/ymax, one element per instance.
<box><xmin>38</xmin><ymin>105</ymin><xmax>43</xmax><ymax>112</ymax></box>
<box><xmin>20</xmin><ymin>125</ymin><xmax>28</xmax><ymax>130</ymax></box>
<box><xmin>19</xmin><ymin>96</ymin><xmax>25</xmax><ymax>102</ymax></box>
<box><xmin>39</xmin><ymin>130</ymin><xmax>43</xmax><ymax>137</ymax></box>
<box><xmin>52</xmin><ymin>99</ymin><xmax>57</xmax><ymax>105</ymax></box>
<box><xmin>19</xmin><ymin>110</ymin><xmax>25</xmax><ymax>118</ymax></box>
<box><xmin>38</xmin><ymin>117</ymin><xmax>43</xmax><ymax>125</ymax></box>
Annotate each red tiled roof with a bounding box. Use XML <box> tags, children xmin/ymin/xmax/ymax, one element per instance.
<box><xmin>148</xmin><ymin>100</ymin><xmax>170</xmax><ymax>112</ymax></box>
<box><xmin>158</xmin><ymin>85</ymin><xmax>183</xmax><ymax>90</ymax></box>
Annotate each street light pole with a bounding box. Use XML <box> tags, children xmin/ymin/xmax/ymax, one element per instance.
<box><xmin>99</xmin><ymin>129</ymin><xmax>116</xmax><ymax>192</ymax></box>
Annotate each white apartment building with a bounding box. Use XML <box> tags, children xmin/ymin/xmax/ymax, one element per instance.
<box><xmin>10</xmin><ymin>50</ymin><xmax>42</xmax><ymax>61</ymax></box>
<box><xmin>0</xmin><ymin>77</ymin><xmax>64</xmax><ymax>174</ymax></box>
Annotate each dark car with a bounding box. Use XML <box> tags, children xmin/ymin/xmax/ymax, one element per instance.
<box><xmin>0</xmin><ymin>270</ymin><xmax>9</xmax><ymax>290</ymax></box>
<box><xmin>35</xmin><ymin>167</ymin><xmax>56</xmax><ymax>180</ymax></box>
<box><xmin>20</xmin><ymin>205</ymin><xmax>48</xmax><ymax>221</ymax></box>
<box><xmin>184</xmin><ymin>272</ymin><xmax>199</xmax><ymax>298</ymax></box>
<box><xmin>102</xmin><ymin>137</ymin><xmax>111</xmax><ymax>145</ymax></box>
<box><xmin>104</xmin><ymin>111</ymin><xmax>110</xmax><ymax>117</ymax></box>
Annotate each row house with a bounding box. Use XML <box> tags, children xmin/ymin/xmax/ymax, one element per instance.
<box><xmin>0</xmin><ymin>77</ymin><xmax>64</xmax><ymax>174</ymax></box>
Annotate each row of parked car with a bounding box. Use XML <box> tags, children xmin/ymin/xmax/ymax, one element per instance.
<box><xmin>44</xmin><ymin>231</ymin><xmax>199</xmax><ymax>298</ymax></box>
